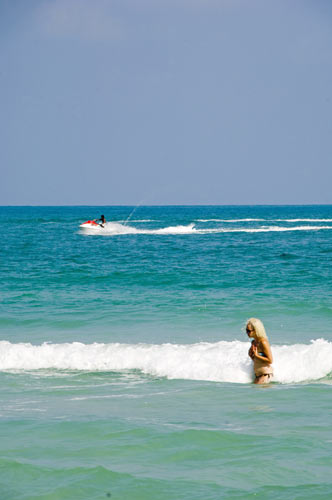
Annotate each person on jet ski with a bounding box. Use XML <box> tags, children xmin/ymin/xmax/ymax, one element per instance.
<box><xmin>96</xmin><ymin>214</ymin><xmax>106</xmax><ymax>227</ymax></box>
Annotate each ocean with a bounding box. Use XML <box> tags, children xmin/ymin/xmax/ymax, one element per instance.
<box><xmin>1</xmin><ymin>205</ymin><xmax>332</xmax><ymax>499</ymax></box>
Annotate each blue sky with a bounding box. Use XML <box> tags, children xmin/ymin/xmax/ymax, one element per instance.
<box><xmin>1</xmin><ymin>0</ymin><xmax>332</xmax><ymax>205</ymax></box>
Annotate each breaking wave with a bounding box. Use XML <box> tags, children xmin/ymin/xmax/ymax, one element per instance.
<box><xmin>1</xmin><ymin>339</ymin><xmax>332</xmax><ymax>384</ymax></box>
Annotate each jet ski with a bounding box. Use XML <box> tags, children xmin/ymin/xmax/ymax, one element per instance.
<box><xmin>79</xmin><ymin>220</ymin><xmax>104</xmax><ymax>230</ymax></box>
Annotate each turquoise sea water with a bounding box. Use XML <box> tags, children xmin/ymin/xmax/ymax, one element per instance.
<box><xmin>1</xmin><ymin>205</ymin><xmax>332</xmax><ymax>499</ymax></box>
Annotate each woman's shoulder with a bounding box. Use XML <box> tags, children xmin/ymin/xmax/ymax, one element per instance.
<box><xmin>258</xmin><ymin>338</ymin><xmax>270</xmax><ymax>348</ymax></box>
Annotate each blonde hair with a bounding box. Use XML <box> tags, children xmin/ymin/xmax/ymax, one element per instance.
<box><xmin>247</xmin><ymin>318</ymin><xmax>267</xmax><ymax>339</ymax></box>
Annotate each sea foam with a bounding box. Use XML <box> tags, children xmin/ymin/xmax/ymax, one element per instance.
<box><xmin>80</xmin><ymin>222</ymin><xmax>332</xmax><ymax>236</ymax></box>
<box><xmin>1</xmin><ymin>339</ymin><xmax>331</xmax><ymax>384</ymax></box>
<box><xmin>81</xmin><ymin>222</ymin><xmax>197</xmax><ymax>236</ymax></box>
<box><xmin>197</xmin><ymin>218</ymin><xmax>332</xmax><ymax>223</ymax></box>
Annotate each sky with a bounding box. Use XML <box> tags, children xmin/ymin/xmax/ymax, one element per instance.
<box><xmin>1</xmin><ymin>0</ymin><xmax>332</xmax><ymax>205</ymax></box>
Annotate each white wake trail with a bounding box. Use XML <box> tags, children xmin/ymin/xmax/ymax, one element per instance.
<box><xmin>80</xmin><ymin>221</ymin><xmax>332</xmax><ymax>236</ymax></box>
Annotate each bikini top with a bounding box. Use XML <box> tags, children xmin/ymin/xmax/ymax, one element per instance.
<box><xmin>252</xmin><ymin>341</ymin><xmax>266</xmax><ymax>359</ymax></box>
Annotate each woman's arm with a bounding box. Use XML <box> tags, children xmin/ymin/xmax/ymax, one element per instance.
<box><xmin>252</xmin><ymin>339</ymin><xmax>273</xmax><ymax>364</ymax></box>
<box><xmin>248</xmin><ymin>340</ymin><xmax>256</xmax><ymax>360</ymax></box>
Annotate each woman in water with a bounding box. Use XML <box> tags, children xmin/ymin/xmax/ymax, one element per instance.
<box><xmin>246</xmin><ymin>318</ymin><xmax>273</xmax><ymax>384</ymax></box>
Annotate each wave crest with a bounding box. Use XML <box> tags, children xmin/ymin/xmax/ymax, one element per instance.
<box><xmin>1</xmin><ymin>339</ymin><xmax>331</xmax><ymax>384</ymax></box>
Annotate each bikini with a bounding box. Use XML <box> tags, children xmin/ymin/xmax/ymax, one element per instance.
<box><xmin>253</xmin><ymin>347</ymin><xmax>273</xmax><ymax>380</ymax></box>
<box><xmin>255</xmin><ymin>373</ymin><xmax>273</xmax><ymax>381</ymax></box>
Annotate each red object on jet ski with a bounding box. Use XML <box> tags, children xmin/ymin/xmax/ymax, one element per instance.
<box><xmin>79</xmin><ymin>220</ymin><xmax>101</xmax><ymax>229</ymax></box>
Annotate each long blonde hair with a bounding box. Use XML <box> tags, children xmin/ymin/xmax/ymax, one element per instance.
<box><xmin>247</xmin><ymin>318</ymin><xmax>267</xmax><ymax>339</ymax></box>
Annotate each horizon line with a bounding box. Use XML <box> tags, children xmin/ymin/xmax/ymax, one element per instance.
<box><xmin>0</xmin><ymin>203</ymin><xmax>331</xmax><ymax>208</ymax></box>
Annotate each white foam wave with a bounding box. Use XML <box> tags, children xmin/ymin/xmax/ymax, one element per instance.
<box><xmin>154</xmin><ymin>223</ymin><xmax>196</xmax><ymax>234</ymax></box>
<box><xmin>197</xmin><ymin>218</ymin><xmax>332</xmax><ymax>223</ymax></box>
<box><xmin>1</xmin><ymin>340</ymin><xmax>331</xmax><ymax>384</ymax></box>
<box><xmin>276</xmin><ymin>219</ymin><xmax>332</xmax><ymax>222</ymax></box>
<box><xmin>199</xmin><ymin>225</ymin><xmax>332</xmax><ymax>234</ymax></box>
<box><xmin>196</xmin><ymin>219</ymin><xmax>265</xmax><ymax>222</ymax></box>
